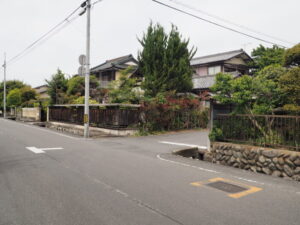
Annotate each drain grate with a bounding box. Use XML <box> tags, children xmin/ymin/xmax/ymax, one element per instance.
<box><xmin>206</xmin><ymin>181</ymin><xmax>248</xmax><ymax>193</ymax></box>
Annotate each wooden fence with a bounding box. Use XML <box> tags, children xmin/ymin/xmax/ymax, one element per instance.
<box><xmin>49</xmin><ymin>104</ymin><xmax>140</xmax><ymax>129</ymax></box>
<box><xmin>48</xmin><ymin>104</ymin><xmax>209</xmax><ymax>131</ymax></box>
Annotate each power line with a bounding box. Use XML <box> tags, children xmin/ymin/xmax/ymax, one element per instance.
<box><xmin>6</xmin><ymin>0</ymin><xmax>104</xmax><ymax>66</ymax></box>
<box><xmin>152</xmin><ymin>0</ymin><xmax>287</xmax><ymax>48</ymax></box>
<box><xmin>6</xmin><ymin>5</ymin><xmax>82</xmax><ymax>66</ymax></box>
<box><xmin>6</xmin><ymin>0</ymin><xmax>105</xmax><ymax>66</ymax></box>
<box><xmin>92</xmin><ymin>0</ymin><xmax>104</xmax><ymax>6</ymax></box>
<box><xmin>8</xmin><ymin>15</ymin><xmax>80</xmax><ymax>66</ymax></box>
<box><xmin>167</xmin><ymin>0</ymin><xmax>295</xmax><ymax>46</ymax></box>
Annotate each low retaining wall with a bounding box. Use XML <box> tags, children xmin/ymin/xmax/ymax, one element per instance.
<box><xmin>211</xmin><ymin>142</ymin><xmax>300</xmax><ymax>181</ymax></box>
<box><xmin>20</xmin><ymin>107</ymin><xmax>41</xmax><ymax>121</ymax></box>
<box><xmin>46</xmin><ymin>121</ymin><xmax>138</xmax><ymax>137</ymax></box>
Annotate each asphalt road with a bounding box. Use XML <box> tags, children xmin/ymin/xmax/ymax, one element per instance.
<box><xmin>0</xmin><ymin>118</ymin><xmax>299</xmax><ymax>225</ymax></box>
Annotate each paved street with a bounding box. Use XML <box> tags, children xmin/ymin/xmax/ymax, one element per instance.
<box><xmin>0</xmin><ymin>118</ymin><xmax>299</xmax><ymax>225</ymax></box>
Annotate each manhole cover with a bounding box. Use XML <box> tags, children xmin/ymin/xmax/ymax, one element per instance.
<box><xmin>206</xmin><ymin>181</ymin><xmax>248</xmax><ymax>193</ymax></box>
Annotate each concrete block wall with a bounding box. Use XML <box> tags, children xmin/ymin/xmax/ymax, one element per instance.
<box><xmin>21</xmin><ymin>107</ymin><xmax>41</xmax><ymax>121</ymax></box>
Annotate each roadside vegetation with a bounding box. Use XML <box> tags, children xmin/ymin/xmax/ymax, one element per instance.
<box><xmin>1</xmin><ymin>22</ymin><xmax>299</xmax><ymax>138</ymax></box>
<box><xmin>0</xmin><ymin>80</ymin><xmax>38</xmax><ymax>108</ymax></box>
<box><xmin>210</xmin><ymin>43</ymin><xmax>300</xmax><ymax>149</ymax></box>
<box><xmin>211</xmin><ymin>43</ymin><xmax>300</xmax><ymax>116</ymax></box>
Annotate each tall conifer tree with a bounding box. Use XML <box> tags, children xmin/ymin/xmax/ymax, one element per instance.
<box><xmin>138</xmin><ymin>23</ymin><xmax>196</xmax><ymax>97</ymax></box>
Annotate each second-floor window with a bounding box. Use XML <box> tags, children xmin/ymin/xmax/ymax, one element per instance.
<box><xmin>100</xmin><ymin>71</ymin><xmax>115</xmax><ymax>88</ymax></box>
<box><xmin>101</xmin><ymin>71</ymin><xmax>115</xmax><ymax>81</ymax></box>
<box><xmin>208</xmin><ymin>66</ymin><xmax>221</xmax><ymax>75</ymax></box>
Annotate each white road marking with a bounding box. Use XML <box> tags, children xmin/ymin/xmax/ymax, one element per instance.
<box><xmin>156</xmin><ymin>154</ymin><xmax>219</xmax><ymax>173</ymax></box>
<box><xmin>232</xmin><ymin>176</ymin><xmax>265</xmax><ymax>185</ymax></box>
<box><xmin>156</xmin><ymin>154</ymin><xmax>268</xmax><ymax>186</ymax></box>
<box><xmin>159</xmin><ymin>141</ymin><xmax>207</xmax><ymax>150</ymax></box>
<box><xmin>26</xmin><ymin>147</ymin><xmax>45</xmax><ymax>154</ymax></box>
<box><xmin>39</xmin><ymin>147</ymin><xmax>64</xmax><ymax>151</ymax></box>
<box><xmin>26</xmin><ymin>146</ymin><xmax>63</xmax><ymax>154</ymax></box>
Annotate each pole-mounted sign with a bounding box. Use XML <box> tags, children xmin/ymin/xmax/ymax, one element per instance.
<box><xmin>78</xmin><ymin>54</ymin><xmax>86</xmax><ymax>77</ymax></box>
<box><xmin>79</xmin><ymin>54</ymin><xmax>86</xmax><ymax>66</ymax></box>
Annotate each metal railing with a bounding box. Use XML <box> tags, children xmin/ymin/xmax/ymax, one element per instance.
<box><xmin>214</xmin><ymin>114</ymin><xmax>300</xmax><ymax>151</ymax></box>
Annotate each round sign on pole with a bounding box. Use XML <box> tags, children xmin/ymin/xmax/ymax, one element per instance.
<box><xmin>78</xmin><ymin>66</ymin><xmax>86</xmax><ymax>76</ymax></box>
<box><xmin>79</xmin><ymin>55</ymin><xmax>86</xmax><ymax>66</ymax></box>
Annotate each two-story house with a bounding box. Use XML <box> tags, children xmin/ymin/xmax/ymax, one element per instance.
<box><xmin>90</xmin><ymin>54</ymin><xmax>139</xmax><ymax>88</ymax></box>
<box><xmin>34</xmin><ymin>84</ymin><xmax>49</xmax><ymax>99</ymax></box>
<box><xmin>191</xmin><ymin>49</ymin><xmax>252</xmax><ymax>112</ymax></box>
<box><xmin>89</xmin><ymin>50</ymin><xmax>251</xmax><ymax>105</ymax></box>
<box><xmin>191</xmin><ymin>49</ymin><xmax>252</xmax><ymax>97</ymax></box>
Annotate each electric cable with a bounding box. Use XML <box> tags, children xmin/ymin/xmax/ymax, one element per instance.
<box><xmin>167</xmin><ymin>0</ymin><xmax>295</xmax><ymax>46</ymax></box>
<box><xmin>152</xmin><ymin>0</ymin><xmax>287</xmax><ymax>48</ymax></box>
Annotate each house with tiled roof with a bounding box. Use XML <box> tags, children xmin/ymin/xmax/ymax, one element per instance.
<box><xmin>34</xmin><ymin>84</ymin><xmax>49</xmax><ymax>99</ymax></box>
<box><xmin>89</xmin><ymin>50</ymin><xmax>251</xmax><ymax>103</ymax></box>
<box><xmin>91</xmin><ymin>54</ymin><xmax>139</xmax><ymax>88</ymax></box>
<box><xmin>190</xmin><ymin>49</ymin><xmax>252</xmax><ymax>111</ymax></box>
<box><xmin>191</xmin><ymin>49</ymin><xmax>252</xmax><ymax>96</ymax></box>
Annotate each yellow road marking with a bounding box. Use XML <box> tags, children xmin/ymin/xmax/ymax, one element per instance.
<box><xmin>190</xmin><ymin>177</ymin><xmax>262</xmax><ymax>199</ymax></box>
<box><xmin>228</xmin><ymin>186</ymin><xmax>262</xmax><ymax>199</ymax></box>
<box><xmin>190</xmin><ymin>182</ymin><xmax>202</xmax><ymax>187</ymax></box>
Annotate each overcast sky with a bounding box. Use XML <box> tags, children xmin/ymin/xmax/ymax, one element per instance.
<box><xmin>0</xmin><ymin>0</ymin><xmax>299</xmax><ymax>87</ymax></box>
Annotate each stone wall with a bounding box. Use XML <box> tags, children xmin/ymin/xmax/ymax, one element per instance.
<box><xmin>211</xmin><ymin>142</ymin><xmax>300</xmax><ymax>181</ymax></box>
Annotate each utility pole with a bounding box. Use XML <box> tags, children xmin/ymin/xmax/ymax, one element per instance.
<box><xmin>84</xmin><ymin>0</ymin><xmax>91</xmax><ymax>138</ymax></box>
<box><xmin>2</xmin><ymin>53</ymin><xmax>6</xmax><ymax>118</ymax></box>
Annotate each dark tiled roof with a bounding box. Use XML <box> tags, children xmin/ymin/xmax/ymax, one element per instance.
<box><xmin>34</xmin><ymin>84</ymin><xmax>48</xmax><ymax>89</ymax></box>
<box><xmin>191</xmin><ymin>49</ymin><xmax>251</xmax><ymax>66</ymax></box>
<box><xmin>91</xmin><ymin>54</ymin><xmax>137</xmax><ymax>72</ymax></box>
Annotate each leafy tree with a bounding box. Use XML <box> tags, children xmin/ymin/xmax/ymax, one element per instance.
<box><xmin>71</xmin><ymin>96</ymin><xmax>98</xmax><ymax>104</ymax></box>
<box><xmin>212</xmin><ymin>74</ymin><xmax>255</xmax><ymax>113</ymax></box>
<box><xmin>211</xmin><ymin>72</ymin><xmax>285</xmax><ymax>137</ymax></box>
<box><xmin>209</xmin><ymin>73</ymin><xmax>233</xmax><ymax>105</ymax></box>
<box><xmin>138</xmin><ymin>23</ymin><xmax>196</xmax><ymax>97</ymax></box>
<box><xmin>253</xmin><ymin>64</ymin><xmax>287</xmax><ymax>112</ymax></box>
<box><xmin>67</xmin><ymin>76</ymin><xmax>84</xmax><ymax>96</ymax></box>
<box><xmin>212</xmin><ymin>71</ymin><xmax>286</xmax><ymax>115</ymax></box>
<box><xmin>20</xmin><ymin>86</ymin><xmax>37</xmax><ymax>106</ymax></box>
<box><xmin>45</xmin><ymin>69</ymin><xmax>68</xmax><ymax>105</ymax></box>
<box><xmin>7</xmin><ymin>88</ymin><xmax>22</xmax><ymax>107</ymax></box>
<box><xmin>67</xmin><ymin>75</ymin><xmax>100</xmax><ymax>99</ymax></box>
<box><xmin>108</xmin><ymin>67</ymin><xmax>143</xmax><ymax>104</ymax></box>
<box><xmin>249</xmin><ymin>45</ymin><xmax>285</xmax><ymax>74</ymax></box>
<box><xmin>283</xmin><ymin>43</ymin><xmax>300</xmax><ymax>67</ymax></box>
<box><xmin>0</xmin><ymin>80</ymin><xmax>25</xmax><ymax>109</ymax></box>
<box><xmin>279</xmin><ymin>67</ymin><xmax>300</xmax><ymax>112</ymax></box>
